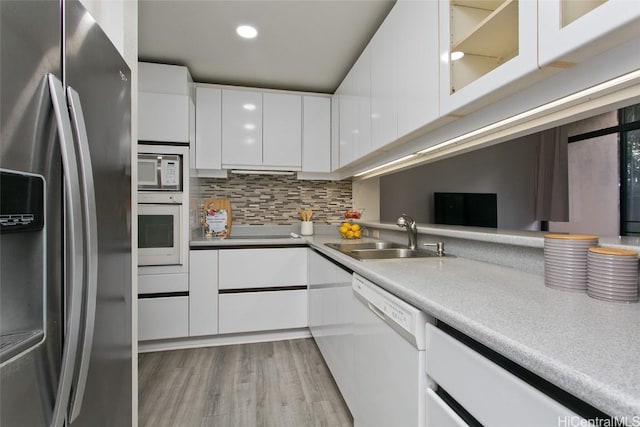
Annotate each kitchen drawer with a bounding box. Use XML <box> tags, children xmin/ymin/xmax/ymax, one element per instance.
<box><xmin>218</xmin><ymin>289</ymin><xmax>307</xmax><ymax>334</ymax></box>
<box><xmin>138</xmin><ymin>272</ymin><xmax>188</xmax><ymax>294</ymax></box>
<box><xmin>219</xmin><ymin>248</ymin><xmax>307</xmax><ymax>290</ymax></box>
<box><xmin>138</xmin><ymin>296</ymin><xmax>189</xmax><ymax>341</ymax></box>
<box><xmin>426</xmin><ymin>389</ymin><xmax>469</xmax><ymax>427</ymax></box>
<box><xmin>425</xmin><ymin>324</ymin><xmax>583</xmax><ymax>427</ymax></box>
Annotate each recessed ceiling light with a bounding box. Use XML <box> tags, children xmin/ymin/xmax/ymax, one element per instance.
<box><xmin>451</xmin><ymin>51</ymin><xmax>465</xmax><ymax>61</ymax></box>
<box><xmin>244</xmin><ymin>123</ymin><xmax>255</xmax><ymax>130</ymax></box>
<box><xmin>237</xmin><ymin>25</ymin><xmax>257</xmax><ymax>39</ymax></box>
<box><xmin>243</xmin><ymin>103</ymin><xmax>256</xmax><ymax>111</ymax></box>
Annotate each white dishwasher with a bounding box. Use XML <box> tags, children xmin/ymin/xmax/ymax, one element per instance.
<box><xmin>352</xmin><ymin>274</ymin><xmax>434</xmax><ymax>427</ymax></box>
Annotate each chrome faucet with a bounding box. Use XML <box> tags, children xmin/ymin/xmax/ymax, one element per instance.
<box><xmin>396</xmin><ymin>214</ymin><xmax>418</xmax><ymax>250</ymax></box>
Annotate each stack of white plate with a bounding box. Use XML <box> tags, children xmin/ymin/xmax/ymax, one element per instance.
<box><xmin>544</xmin><ymin>234</ymin><xmax>599</xmax><ymax>292</ymax></box>
<box><xmin>587</xmin><ymin>248</ymin><xmax>638</xmax><ymax>303</ymax></box>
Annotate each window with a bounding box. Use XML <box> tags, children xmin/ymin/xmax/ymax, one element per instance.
<box><xmin>620</xmin><ymin>104</ymin><xmax>640</xmax><ymax>236</ymax></box>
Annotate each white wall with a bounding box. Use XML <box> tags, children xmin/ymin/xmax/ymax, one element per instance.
<box><xmin>379</xmin><ymin>135</ymin><xmax>540</xmax><ymax>230</ymax></box>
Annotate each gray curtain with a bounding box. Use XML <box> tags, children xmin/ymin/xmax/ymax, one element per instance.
<box><xmin>534</xmin><ymin>126</ymin><xmax>569</xmax><ymax>221</ymax></box>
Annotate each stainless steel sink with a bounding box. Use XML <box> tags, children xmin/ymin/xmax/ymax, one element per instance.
<box><xmin>325</xmin><ymin>241</ymin><xmax>451</xmax><ymax>261</ymax></box>
<box><xmin>325</xmin><ymin>241</ymin><xmax>405</xmax><ymax>251</ymax></box>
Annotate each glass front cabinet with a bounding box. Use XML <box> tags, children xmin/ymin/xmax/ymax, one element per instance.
<box><xmin>538</xmin><ymin>0</ymin><xmax>640</xmax><ymax>67</ymax></box>
<box><xmin>439</xmin><ymin>0</ymin><xmax>538</xmax><ymax>116</ymax></box>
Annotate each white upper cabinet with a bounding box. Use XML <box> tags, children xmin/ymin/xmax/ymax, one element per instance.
<box><xmin>438</xmin><ymin>0</ymin><xmax>538</xmax><ymax>116</ymax></box>
<box><xmin>263</xmin><ymin>92</ymin><xmax>302</xmax><ymax>169</ymax></box>
<box><xmin>355</xmin><ymin>47</ymin><xmax>372</xmax><ymax>159</ymax></box>
<box><xmin>338</xmin><ymin>46</ymin><xmax>371</xmax><ymax>168</ymax></box>
<box><xmin>221</xmin><ymin>89</ymin><xmax>263</xmax><ymax>167</ymax></box>
<box><xmin>396</xmin><ymin>0</ymin><xmax>440</xmax><ymax>137</ymax></box>
<box><xmin>370</xmin><ymin>9</ymin><xmax>398</xmax><ymax>151</ymax></box>
<box><xmin>338</xmin><ymin>73</ymin><xmax>357</xmax><ymax>168</ymax></box>
<box><xmin>302</xmin><ymin>96</ymin><xmax>331</xmax><ymax>173</ymax></box>
<box><xmin>138</xmin><ymin>62</ymin><xmax>192</xmax><ymax>143</ymax></box>
<box><xmin>538</xmin><ymin>0</ymin><xmax>640</xmax><ymax>67</ymax></box>
<box><xmin>369</xmin><ymin>0</ymin><xmax>441</xmax><ymax>149</ymax></box>
<box><xmin>331</xmin><ymin>94</ymin><xmax>340</xmax><ymax>172</ymax></box>
<box><xmin>194</xmin><ymin>86</ymin><xmax>222</xmax><ymax>170</ymax></box>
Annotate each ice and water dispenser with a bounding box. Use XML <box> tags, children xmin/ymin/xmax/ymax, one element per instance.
<box><xmin>0</xmin><ymin>169</ymin><xmax>46</xmax><ymax>363</ymax></box>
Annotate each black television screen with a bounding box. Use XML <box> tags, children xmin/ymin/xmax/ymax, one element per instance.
<box><xmin>434</xmin><ymin>193</ymin><xmax>497</xmax><ymax>228</ymax></box>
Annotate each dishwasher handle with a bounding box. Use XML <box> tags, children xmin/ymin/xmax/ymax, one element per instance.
<box><xmin>367</xmin><ymin>302</ymin><xmax>386</xmax><ymax>321</ymax></box>
<box><xmin>352</xmin><ymin>274</ymin><xmax>430</xmax><ymax>350</ymax></box>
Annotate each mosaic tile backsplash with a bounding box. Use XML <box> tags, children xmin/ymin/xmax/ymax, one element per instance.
<box><xmin>191</xmin><ymin>174</ymin><xmax>353</xmax><ymax>225</ymax></box>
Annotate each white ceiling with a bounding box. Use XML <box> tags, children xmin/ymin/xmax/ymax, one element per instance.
<box><xmin>138</xmin><ymin>0</ymin><xmax>396</xmax><ymax>94</ymax></box>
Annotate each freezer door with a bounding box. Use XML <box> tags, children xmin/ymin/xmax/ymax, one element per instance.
<box><xmin>64</xmin><ymin>1</ymin><xmax>133</xmax><ymax>425</ymax></box>
<box><xmin>0</xmin><ymin>1</ymin><xmax>64</xmax><ymax>426</ymax></box>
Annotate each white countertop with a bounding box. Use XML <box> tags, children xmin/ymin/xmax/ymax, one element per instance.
<box><xmin>190</xmin><ymin>231</ymin><xmax>640</xmax><ymax>418</ymax></box>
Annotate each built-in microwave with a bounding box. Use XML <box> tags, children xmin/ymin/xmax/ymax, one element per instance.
<box><xmin>137</xmin><ymin>153</ymin><xmax>182</xmax><ymax>191</ymax></box>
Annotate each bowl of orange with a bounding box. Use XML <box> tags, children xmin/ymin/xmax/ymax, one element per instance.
<box><xmin>338</xmin><ymin>221</ymin><xmax>362</xmax><ymax>239</ymax></box>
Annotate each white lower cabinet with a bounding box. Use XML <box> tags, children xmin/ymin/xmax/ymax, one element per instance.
<box><xmin>426</xmin><ymin>389</ymin><xmax>469</xmax><ymax>427</ymax></box>
<box><xmin>219</xmin><ymin>247</ymin><xmax>307</xmax><ymax>289</ymax></box>
<box><xmin>138</xmin><ymin>296</ymin><xmax>189</xmax><ymax>341</ymax></box>
<box><xmin>219</xmin><ymin>290</ymin><xmax>307</xmax><ymax>334</ymax></box>
<box><xmin>218</xmin><ymin>247</ymin><xmax>309</xmax><ymax>334</ymax></box>
<box><xmin>425</xmin><ymin>324</ymin><xmax>585</xmax><ymax>427</ymax></box>
<box><xmin>189</xmin><ymin>250</ymin><xmax>218</xmax><ymax>337</ymax></box>
<box><xmin>307</xmin><ymin>249</ymin><xmax>354</xmax><ymax>410</ymax></box>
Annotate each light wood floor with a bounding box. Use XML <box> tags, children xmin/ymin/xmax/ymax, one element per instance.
<box><xmin>138</xmin><ymin>338</ymin><xmax>353</xmax><ymax>427</ymax></box>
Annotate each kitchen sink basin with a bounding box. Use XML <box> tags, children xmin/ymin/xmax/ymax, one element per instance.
<box><xmin>325</xmin><ymin>241</ymin><xmax>451</xmax><ymax>261</ymax></box>
<box><xmin>325</xmin><ymin>241</ymin><xmax>405</xmax><ymax>251</ymax></box>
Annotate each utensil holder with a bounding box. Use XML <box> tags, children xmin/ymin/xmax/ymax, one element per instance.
<box><xmin>301</xmin><ymin>221</ymin><xmax>313</xmax><ymax>236</ymax></box>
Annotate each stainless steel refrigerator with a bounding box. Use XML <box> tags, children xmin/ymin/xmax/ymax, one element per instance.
<box><xmin>0</xmin><ymin>1</ymin><xmax>132</xmax><ymax>425</ymax></box>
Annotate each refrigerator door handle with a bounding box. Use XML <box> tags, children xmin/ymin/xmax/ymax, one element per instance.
<box><xmin>47</xmin><ymin>74</ymin><xmax>85</xmax><ymax>427</ymax></box>
<box><xmin>66</xmin><ymin>87</ymin><xmax>99</xmax><ymax>423</ymax></box>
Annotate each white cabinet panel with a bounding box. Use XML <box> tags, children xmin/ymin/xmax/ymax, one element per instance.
<box><xmin>219</xmin><ymin>290</ymin><xmax>308</xmax><ymax>334</ymax></box>
<box><xmin>138</xmin><ymin>92</ymin><xmax>190</xmax><ymax>142</ymax></box>
<box><xmin>139</xmin><ymin>62</ymin><xmax>191</xmax><ymax>95</ymax></box>
<box><xmin>221</xmin><ymin>89</ymin><xmax>263</xmax><ymax>166</ymax></box>
<box><xmin>307</xmin><ymin>250</ymin><xmax>354</xmax><ymax>410</ymax></box>
<box><xmin>425</xmin><ymin>324</ymin><xmax>584</xmax><ymax>427</ymax></box>
<box><xmin>138</xmin><ymin>297</ymin><xmax>189</xmax><ymax>341</ymax></box>
<box><xmin>370</xmin><ymin>7</ymin><xmax>398</xmax><ymax>151</ymax></box>
<box><xmin>396</xmin><ymin>0</ymin><xmax>440</xmax><ymax>136</ymax></box>
<box><xmin>195</xmin><ymin>86</ymin><xmax>222</xmax><ymax>170</ymax></box>
<box><xmin>330</xmin><ymin>94</ymin><xmax>340</xmax><ymax>172</ymax></box>
<box><xmin>338</xmin><ymin>86</ymin><xmax>357</xmax><ymax>168</ymax></box>
<box><xmin>426</xmin><ymin>389</ymin><xmax>469</xmax><ymax>427</ymax></box>
<box><xmin>189</xmin><ymin>250</ymin><xmax>218</xmax><ymax>337</ymax></box>
<box><xmin>263</xmin><ymin>92</ymin><xmax>302</xmax><ymax>168</ymax></box>
<box><xmin>337</xmin><ymin>44</ymin><xmax>371</xmax><ymax>168</ymax></box>
<box><xmin>355</xmin><ymin>47</ymin><xmax>372</xmax><ymax>159</ymax></box>
<box><xmin>538</xmin><ymin>0</ymin><xmax>640</xmax><ymax>67</ymax></box>
<box><xmin>138</xmin><ymin>272</ymin><xmax>188</xmax><ymax>294</ymax></box>
<box><xmin>219</xmin><ymin>248</ymin><xmax>307</xmax><ymax>289</ymax></box>
<box><xmin>302</xmin><ymin>96</ymin><xmax>331</xmax><ymax>173</ymax></box>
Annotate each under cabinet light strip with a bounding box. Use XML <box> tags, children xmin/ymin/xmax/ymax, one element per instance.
<box><xmin>230</xmin><ymin>169</ymin><xmax>294</xmax><ymax>176</ymax></box>
<box><xmin>353</xmin><ymin>154</ymin><xmax>416</xmax><ymax>177</ymax></box>
<box><xmin>354</xmin><ymin>69</ymin><xmax>640</xmax><ymax>178</ymax></box>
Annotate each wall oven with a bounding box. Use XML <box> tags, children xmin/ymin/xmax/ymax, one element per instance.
<box><xmin>138</xmin><ymin>192</ymin><xmax>183</xmax><ymax>266</ymax></box>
